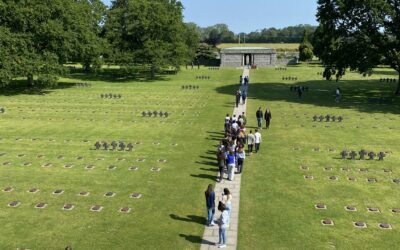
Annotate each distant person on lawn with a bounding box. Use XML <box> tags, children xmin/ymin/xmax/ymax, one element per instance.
<box><xmin>264</xmin><ymin>108</ymin><xmax>272</xmax><ymax>129</ymax></box>
<box><xmin>205</xmin><ymin>184</ymin><xmax>216</xmax><ymax>226</ymax></box>
<box><xmin>335</xmin><ymin>87</ymin><xmax>341</xmax><ymax>102</ymax></box>
<box><xmin>254</xmin><ymin>129</ymin><xmax>262</xmax><ymax>153</ymax></box>
<box><xmin>256</xmin><ymin>107</ymin><xmax>263</xmax><ymax>128</ymax></box>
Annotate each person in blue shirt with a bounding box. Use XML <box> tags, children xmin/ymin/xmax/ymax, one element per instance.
<box><xmin>205</xmin><ymin>184</ymin><xmax>216</xmax><ymax>226</ymax></box>
<box><xmin>225</xmin><ymin>150</ymin><xmax>237</xmax><ymax>181</ymax></box>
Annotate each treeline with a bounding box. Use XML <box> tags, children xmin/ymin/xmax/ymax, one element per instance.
<box><xmin>0</xmin><ymin>0</ymin><xmax>199</xmax><ymax>86</ymax></box>
<box><xmin>195</xmin><ymin>24</ymin><xmax>317</xmax><ymax>46</ymax></box>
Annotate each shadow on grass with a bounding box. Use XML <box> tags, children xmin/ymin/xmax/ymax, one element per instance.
<box><xmin>179</xmin><ymin>234</ymin><xmax>215</xmax><ymax>245</ymax></box>
<box><xmin>68</xmin><ymin>68</ymin><xmax>171</xmax><ymax>83</ymax></box>
<box><xmin>0</xmin><ymin>81</ymin><xmax>75</xmax><ymax>96</ymax></box>
<box><xmin>190</xmin><ymin>173</ymin><xmax>217</xmax><ymax>181</ymax></box>
<box><xmin>170</xmin><ymin>214</ymin><xmax>206</xmax><ymax>225</ymax></box>
<box><xmin>216</xmin><ymin>79</ymin><xmax>400</xmax><ymax>114</ymax></box>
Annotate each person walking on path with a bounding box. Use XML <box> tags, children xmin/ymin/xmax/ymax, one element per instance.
<box><xmin>242</xmin><ymin>90</ymin><xmax>247</xmax><ymax>104</ymax></box>
<box><xmin>205</xmin><ymin>184</ymin><xmax>216</xmax><ymax>226</ymax></box>
<box><xmin>217</xmin><ymin>202</ymin><xmax>229</xmax><ymax>248</ymax></box>
<box><xmin>256</xmin><ymin>107</ymin><xmax>263</xmax><ymax>128</ymax></box>
<box><xmin>254</xmin><ymin>129</ymin><xmax>262</xmax><ymax>153</ymax></box>
<box><xmin>226</xmin><ymin>150</ymin><xmax>237</xmax><ymax>181</ymax></box>
<box><xmin>264</xmin><ymin>108</ymin><xmax>272</xmax><ymax>129</ymax></box>
<box><xmin>237</xmin><ymin>146</ymin><xmax>246</xmax><ymax>173</ymax></box>
<box><xmin>217</xmin><ymin>149</ymin><xmax>226</xmax><ymax>182</ymax></box>
<box><xmin>235</xmin><ymin>90</ymin><xmax>241</xmax><ymax>108</ymax></box>
<box><xmin>222</xmin><ymin>188</ymin><xmax>233</xmax><ymax>227</ymax></box>
<box><xmin>241</xmin><ymin>112</ymin><xmax>247</xmax><ymax>125</ymax></box>
<box><xmin>247</xmin><ymin>130</ymin><xmax>255</xmax><ymax>155</ymax></box>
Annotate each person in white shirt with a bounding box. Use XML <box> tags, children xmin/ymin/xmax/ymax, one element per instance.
<box><xmin>254</xmin><ymin>129</ymin><xmax>262</xmax><ymax>153</ymax></box>
<box><xmin>247</xmin><ymin>130</ymin><xmax>255</xmax><ymax>154</ymax></box>
<box><xmin>335</xmin><ymin>87</ymin><xmax>341</xmax><ymax>102</ymax></box>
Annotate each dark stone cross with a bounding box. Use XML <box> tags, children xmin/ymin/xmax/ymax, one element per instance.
<box><xmin>319</xmin><ymin>115</ymin><xmax>324</xmax><ymax>122</ymax></box>
<box><xmin>325</xmin><ymin>114</ymin><xmax>330</xmax><ymax>122</ymax></box>
<box><xmin>359</xmin><ymin>149</ymin><xmax>367</xmax><ymax>160</ymax></box>
<box><xmin>378</xmin><ymin>152</ymin><xmax>385</xmax><ymax>161</ymax></box>
<box><xmin>94</xmin><ymin>141</ymin><xmax>101</xmax><ymax>150</ymax></box>
<box><xmin>119</xmin><ymin>141</ymin><xmax>126</xmax><ymax>151</ymax></box>
<box><xmin>111</xmin><ymin>141</ymin><xmax>118</xmax><ymax>151</ymax></box>
<box><xmin>313</xmin><ymin>115</ymin><xmax>318</xmax><ymax>122</ymax></box>
<box><xmin>340</xmin><ymin>150</ymin><xmax>348</xmax><ymax>159</ymax></box>
<box><xmin>349</xmin><ymin>151</ymin><xmax>357</xmax><ymax>160</ymax></box>
<box><xmin>127</xmin><ymin>143</ymin><xmax>133</xmax><ymax>151</ymax></box>
<box><xmin>368</xmin><ymin>151</ymin><xmax>376</xmax><ymax>160</ymax></box>
<box><xmin>103</xmin><ymin>142</ymin><xmax>109</xmax><ymax>150</ymax></box>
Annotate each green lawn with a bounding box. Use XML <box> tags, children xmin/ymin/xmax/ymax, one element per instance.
<box><xmin>1</xmin><ymin>64</ymin><xmax>399</xmax><ymax>249</ymax></box>
<box><xmin>0</xmin><ymin>67</ymin><xmax>240</xmax><ymax>249</ymax></box>
<box><xmin>236</xmin><ymin>65</ymin><xmax>400</xmax><ymax>249</ymax></box>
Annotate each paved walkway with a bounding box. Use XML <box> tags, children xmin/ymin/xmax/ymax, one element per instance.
<box><xmin>200</xmin><ymin>68</ymin><xmax>249</xmax><ymax>250</ymax></box>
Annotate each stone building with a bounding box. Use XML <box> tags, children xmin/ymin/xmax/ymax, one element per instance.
<box><xmin>220</xmin><ymin>47</ymin><xmax>277</xmax><ymax>67</ymax></box>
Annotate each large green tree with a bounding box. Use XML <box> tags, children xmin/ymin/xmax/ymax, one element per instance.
<box><xmin>299</xmin><ymin>30</ymin><xmax>314</xmax><ymax>61</ymax></box>
<box><xmin>314</xmin><ymin>0</ymin><xmax>400</xmax><ymax>93</ymax></box>
<box><xmin>104</xmin><ymin>0</ymin><xmax>197</xmax><ymax>78</ymax></box>
<box><xmin>0</xmin><ymin>0</ymin><xmax>106</xmax><ymax>86</ymax></box>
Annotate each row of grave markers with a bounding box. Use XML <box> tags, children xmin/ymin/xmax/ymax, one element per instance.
<box><xmin>94</xmin><ymin>141</ymin><xmax>134</xmax><ymax>151</ymax></box>
<box><xmin>340</xmin><ymin>150</ymin><xmax>386</xmax><ymax>160</ymax></box>
<box><xmin>196</xmin><ymin>75</ymin><xmax>211</xmax><ymax>80</ymax></box>
<box><xmin>304</xmin><ymin>175</ymin><xmax>400</xmax><ymax>183</ymax></box>
<box><xmin>181</xmin><ymin>85</ymin><xmax>200</xmax><ymax>90</ymax></box>
<box><xmin>313</xmin><ymin>115</ymin><xmax>343</xmax><ymax>122</ymax></box>
<box><xmin>100</xmin><ymin>94</ymin><xmax>122</xmax><ymax>99</ymax></box>
<box><xmin>283</xmin><ymin>76</ymin><xmax>299</xmax><ymax>81</ymax></box>
<box><xmin>141</xmin><ymin>111</ymin><xmax>169</xmax><ymax>118</ymax></box>
<box><xmin>74</xmin><ymin>82</ymin><xmax>92</xmax><ymax>88</ymax></box>
<box><xmin>301</xmin><ymin>165</ymin><xmax>395</xmax><ymax>173</ymax></box>
<box><xmin>290</xmin><ymin>86</ymin><xmax>309</xmax><ymax>92</ymax></box>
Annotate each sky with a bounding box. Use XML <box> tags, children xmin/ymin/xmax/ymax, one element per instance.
<box><xmin>101</xmin><ymin>0</ymin><xmax>319</xmax><ymax>33</ymax></box>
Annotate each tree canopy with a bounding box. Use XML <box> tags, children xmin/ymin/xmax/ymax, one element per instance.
<box><xmin>104</xmin><ymin>0</ymin><xmax>198</xmax><ymax>77</ymax></box>
<box><xmin>314</xmin><ymin>0</ymin><xmax>400</xmax><ymax>93</ymax></box>
<box><xmin>0</xmin><ymin>0</ymin><xmax>106</xmax><ymax>86</ymax></box>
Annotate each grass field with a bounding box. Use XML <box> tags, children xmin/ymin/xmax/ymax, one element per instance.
<box><xmin>236</xmin><ymin>65</ymin><xmax>400</xmax><ymax>249</ymax></box>
<box><xmin>218</xmin><ymin>43</ymin><xmax>300</xmax><ymax>51</ymax></box>
<box><xmin>1</xmin><ymin>64</ymin><xmax>400</xmax><ymax>249</ymax></box>
<box><xmin>0</xmin><ymin>67</ymin><xmax>240</xmax><ymax>249</ymax></box>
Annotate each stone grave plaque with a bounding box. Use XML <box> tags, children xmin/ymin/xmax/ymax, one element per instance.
<box><xmin>321</xmin><ymin>219</ymin><xmax>334</xmax><ymax>226</ymax></box>
<box><xmin>315</xmin><ymin>204</ymin><xmax>327</xmax><ymax>209</ymax></box>
<box><xmin>79</xmin><ymin>191</ymin><xmax>90</xmax><ymax>196</ymax></box>
<box><xmin>354</xmin><ymin>222</ymin><xmax>367</xmax><ymax>228</ymax></box>
<box><xmin>90</xmin><ymin>205</ymin><xmax>103</xmax><ymax>212</ymax></box>
<box><xmin>345</xmin><ymin>205</ymin><xmax>357</xmax><ymax>211</ymax></box>
<box><xmin>104</xmin><ymin>192</ymin><xmax>115</xmax><ymax>197</ymax></box>
<box><xmin>8</xmin><ymin>201</ymin><xmax>21</xmax><ymax>207</ymax></box>
<box><xmin>130</xmin><ymin>193</ymin><xmax>142</xmax><ymax>199</ymax></box>
<box><xmin>53</xmin><ymin>189</ymin><xmax>64</xmax><ymax>195</ymax></box>
<box><xmin>120</xmin><ymin>207</ymin><xmax>131</xmax><ymax>213</ymax></box>
<box><xmin>63</xmin><ymin>204</ymin><xmax>75</xmax><ymax>210</ymax></box>
<box><xmin>35</xmin><ymin>203</ymin><xmax>47</xmax><ymax>209</ymax></box>
<box><xmin>379</xmin><ymin>223</ymin><xmax>392</xmax><ymax>229</ymax></box>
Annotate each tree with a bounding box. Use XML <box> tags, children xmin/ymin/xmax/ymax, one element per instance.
<box><xmin>200</xmin><ymin>24</ymin><xmax>236</xmax><ymax>46</ymax></box>
<box><xmin>104</xmin><ymin>0</ymin><xmax>194</xmax><ymax>78</ymax></box>
<box><xmin>0</xmin><ymin>0</ymin><xmax>106</xmax><ymax>86</ymax></box>
<box><xmin>299</xmin><ymin>30</ymin><xmax>314</xmax><ymax>61</ymax></box>
<box><xmin>314</xmin><ymin>0</ymin><xmax>400</xmax><ymax>93</ymax></box>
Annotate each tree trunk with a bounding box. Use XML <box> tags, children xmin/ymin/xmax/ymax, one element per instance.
<box><xmin>27</xmin><ymin>74</ymin><xmax>34</xmax><ymax>86</ymax></box>
<box><xmin>151</xmin><ymin>64</ymin><xmax>156</xmax><ymax>79</ymax></box>
<box><xmin>396</xmin><ymin>72</ymin><xmax>400</xmax><ymax>95</ymax></box>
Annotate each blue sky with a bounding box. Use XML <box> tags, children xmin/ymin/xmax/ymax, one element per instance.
<box><xmin>101</xmin><ymin>0</ymin><xmax>318</xmax><ymax>33</ymax></box>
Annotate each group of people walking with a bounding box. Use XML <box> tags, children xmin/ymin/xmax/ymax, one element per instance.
<box><xmin>203</xmin><ymin>72</ymin><xmax>272</xmax><ymax>248</ymax></box>
<box><xmin>205</xmin><ymin>185</ymin><xmax>232</xmax><ymax>248</ymax></box>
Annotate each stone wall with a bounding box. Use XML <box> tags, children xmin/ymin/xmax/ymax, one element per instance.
<box><xmin>221</xmin><ymin>53</ymin><xmax>243</xmax><ymax>67</ymax></box>
<box><xmin>253</xmin><ymin>54</ymin><xmax>277</xmax><ymax>67</ymax></box>
<box><xmin>221</xmin><ymin>53</ymin><xmax>278</xmax><ymax>67</ymax></box>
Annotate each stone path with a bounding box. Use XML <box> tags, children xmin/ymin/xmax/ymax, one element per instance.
<box><xmin>200</xmin><ymin>68</ymin><xmax>249</xmax><ymax>250</ymax></box>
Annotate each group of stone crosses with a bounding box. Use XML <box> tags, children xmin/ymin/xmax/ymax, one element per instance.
<box><xmin>313</xmin><ymin>115</ymin><xmax>343</xmax><ymax>122</ymax></box>
<box><xmin>100</xmin><ymin>93</ymin><xmax>122</xmax><ymax>99</ymax></box>
<box><xmin>275</xmin><ymin>67</ymin><xmax>287</xmax><ymax>71</ymax></box>
<box><xmin>290</xmin><ymin>86</ymin><xmax>309</xmax><ymax>92</ymax></box>
<box><xmin>142</xmin><ymin>111</ymin><xmax>169</xmax><ymax>118</ymax></box>
<box><xmin>340</xmin><ymin>149</ymin><xmax>386</xmax><ymax>161</ymax></box>
<box><xmin>380</xmin><ymin>78</ymin><xmax>398</xmax><ymax>83</ymax></box>
<box><xmin>0</xmin><ymin>107</ymin><xmax>5</xmax><ymax>113</ymax></box>
<box><xmin>182</xmin><ymin>85</ymin><xmax>200</xmax><ymax>90</ymax></box>
<box><xmin>283</xmin><ymin>76</ymin><xmax>299</xmax><ymax>81</ymax></box>
<box><xmin>94</xmin><ymin>141</ymin><xmax>134</xmax><ymax>151</ymax></box>
<box><xmin>75</xmin><ymin>82</ymin><xmax>91</xmax><ymax>87</ymax></box>
<box><xmin>196</xmin><ymin>75</ymin><xmax>211</xmax><ymax>80</ymax></box>
<box><xmin>208</xmin><ymin>67</ymin><xmax>220</xmax><ymax>70</ymax></box>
